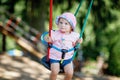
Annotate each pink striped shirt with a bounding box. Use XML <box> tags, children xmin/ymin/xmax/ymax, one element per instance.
<box><xmin>50</xmin><ymin>30</ymin><xmax>80</xmax><ymax>60</ymax></box>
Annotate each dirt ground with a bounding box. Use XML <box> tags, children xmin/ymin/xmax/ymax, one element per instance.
<box><xmin>0</xmin><ymin>54</ymin><xmax>120</xmax><ymax>80</ymax></box>
<box><xmin>0</xmin><ymin>54</ymin><xmax>64</xmax><ymax>80</ymax></box>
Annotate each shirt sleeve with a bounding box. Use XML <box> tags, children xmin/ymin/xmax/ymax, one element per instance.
<box><xmin>73</xmin><ymin>32</ymin><xmax>80</xmax><ymax>42</ymax></box>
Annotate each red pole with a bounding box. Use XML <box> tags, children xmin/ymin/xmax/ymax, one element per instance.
<box><xmin>47</xmin><ymin>0</ymin><xmax>53</xmax><ymax>61</ymax></box>
<box><xmin>49</xmin><ymin>0</ymin><xmax>53</xmax><ymax>36</ymax></box>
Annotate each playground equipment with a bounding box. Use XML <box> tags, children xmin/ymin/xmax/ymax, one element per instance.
<box><xmin>40</xmin><ymin>0</ymin><xmax>93</xmax><ymax>73</ymax></box>
<box><xmin>0</xmin><ymin>15</ymin><xmax>43</xmax><ymax>59</ymax></box>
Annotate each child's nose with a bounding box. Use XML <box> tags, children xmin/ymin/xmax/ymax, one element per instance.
<box><xmin>62</xmin><ymin>23</ymin><xmax>66</xmax><ymax>27</ymax></box>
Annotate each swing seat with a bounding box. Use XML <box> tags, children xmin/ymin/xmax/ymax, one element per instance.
<box><xmin>40</xmin><ymin>56</ymin><xmax>50</xmax><ymax>70</ymax></box>
<box><xmin>40</xmin><ymin>0</ymin><xmax>93</xmax><ymax>74</ymax></box>
<box><xmin>40</xmin><ymin>56</ymin><xmax>64</xmax><ymax>73</ymax></box>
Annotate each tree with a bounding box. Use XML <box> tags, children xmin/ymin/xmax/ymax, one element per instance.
<box><xmin>23</xmin><ymin>0</ymin><xmax>49</xmax><ymax>33</ymax></box>
<box><xmin>88</xmin><ymin>0</ymin><xmax>120</xmax><ymax>76</ymax></box>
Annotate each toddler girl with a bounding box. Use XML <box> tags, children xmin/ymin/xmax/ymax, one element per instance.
<box><xmin>45</xmin><ymin>12</ymin><xmax>83</xmax><ymax>80</ymax></box>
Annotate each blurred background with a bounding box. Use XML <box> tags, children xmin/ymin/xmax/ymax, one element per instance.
<box><xmin>0</xmin><ymin>0</ymin><xmax>120</xmax><ymax>80</ymax></box>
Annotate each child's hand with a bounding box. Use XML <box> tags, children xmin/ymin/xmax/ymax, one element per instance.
<box><xmin>45</xmin><ymin>36</ymin><xmax>52</xmax><ymax>42</ymax></box>
<box><xmin>77</xmin><ymin>38</ymin><xmax>83</xmax><ymax>44</ymax></box>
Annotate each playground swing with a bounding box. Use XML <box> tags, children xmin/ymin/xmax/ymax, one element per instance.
<box><xmin>40</xmin><ymin>0</ymin><xmax>93</xmax><ymax>73</ymax></box>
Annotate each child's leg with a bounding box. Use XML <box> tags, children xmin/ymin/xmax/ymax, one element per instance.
<box><xmin>64</xmin><ymin>62</ymin><xmax>73</xmax><ymax>80</ymax></box>
<box><xmin>50</xmin><ymin>63</ymin><xmax>60</xmax><ymax>80</ymax></box>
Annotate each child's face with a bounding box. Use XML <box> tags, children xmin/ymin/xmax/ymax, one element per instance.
<box><xmin>58</xmin><ymin>18</ymin><xmax>72</xmax><ymax>34</ymax></box>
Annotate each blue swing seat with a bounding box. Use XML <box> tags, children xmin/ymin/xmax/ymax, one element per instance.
<box><xmin>40</xmin><ymin>56</ymin><xmax>64</xmax><ymax>73</ymax></box>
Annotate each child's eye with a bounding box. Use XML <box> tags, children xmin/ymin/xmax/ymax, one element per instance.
<box><xmin>65</xmin><ymin>23</ymin><xmax>68</xmax><ymax>25</ymax></box>
<box><xmin>59</xmin><ymin>21</ymin><xmax>63</xmax><ymax>24</ymax></box>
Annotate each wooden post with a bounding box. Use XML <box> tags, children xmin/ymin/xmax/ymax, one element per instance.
<box><xmin>0</xmin><ymin>22</ymin><xmax>6</xmax><ymax>54</ymax></box>
<box><xmin>2</xmin><ymin>34</ymin><xmax>6</xmax><ymax>52</ymax></box>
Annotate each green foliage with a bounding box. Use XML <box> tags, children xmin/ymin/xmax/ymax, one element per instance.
<box><xmin>107</xmin><ymin>42</ymin><xmax>120</xmax><ymax>76</ymax></box>
<box><xmin>1</xmin><ymin>0</ymin><xmax>120</xmax><ymax>76</ymax></box>
<box><xmin>14</xmin><ymin>0</ymin><xmax>25</xmax><ymax>17</ymax></box>
<box><xmin>106</xmin><ymin>27</ymin><xmax>120</xmax><ymax>76</ymax></box>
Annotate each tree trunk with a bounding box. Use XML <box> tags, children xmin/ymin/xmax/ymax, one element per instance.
<box><xmin>25</xmin><ymin>0</ymin><xmax>48</xmax><ymax>33</ymax></box>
